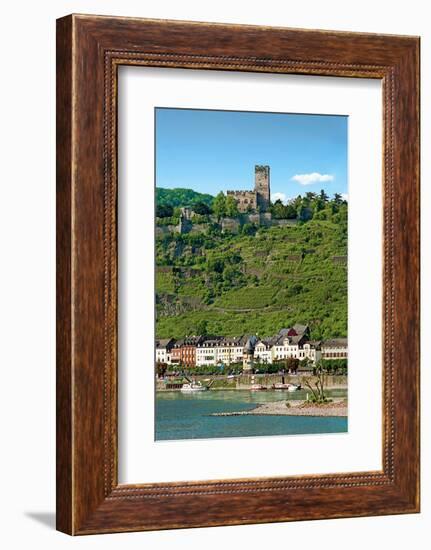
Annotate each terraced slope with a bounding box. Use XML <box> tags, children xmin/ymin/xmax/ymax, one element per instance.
<box><xmin>155</xmin><ymin>210</ymin><xmax>347</xmax><ymax>340</ymax></box>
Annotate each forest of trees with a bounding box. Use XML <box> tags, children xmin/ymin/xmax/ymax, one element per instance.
<box><xmin>156</xmin><ymin>187</ymin><xmax>214</xmax><ymax>209</ymax></box>
<box><xmin>156</xmin><ymin>187</ymin><xmax>347</xmax><ymax>224</ymax></box>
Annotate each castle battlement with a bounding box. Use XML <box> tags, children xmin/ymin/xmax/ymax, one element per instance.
<box><xmin>227</xmin><ymin>190</ymin><xmax>256</xmax><ymax>196</ymax></box>
<box><xmin>255</xmin><ymin>165</ymin><xmax>269</xmax><ymax>173</ymax></box>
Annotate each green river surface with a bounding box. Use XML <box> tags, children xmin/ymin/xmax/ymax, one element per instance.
<box><xmin>155</xmin><ymin>389</ymin><xmax>347</xmax><ymax>441</ymax></box>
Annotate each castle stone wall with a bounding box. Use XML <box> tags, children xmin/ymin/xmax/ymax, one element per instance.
<box><xmin>226</xmin><ymin>190</ymin><xmax>257</xmax><ymax>213</ymax></box>
<box><xmin>221</xmin><ymin>217</ymin><xmax>241</xmax><ymax>233</ymax></box>
<box><xmin>155</xmin><ymin>211</ymin><xmax>299</xmax><ymax>237</ymax></box>
<box><xmin>189</xmin><ymin>224</ymin><xmax>208</xmax><ymax>235</ymax></box>
<box><xmin>246</xmin><ymin>213</ymin><xmax>261</xmax><ymax>225</ymax></box>
<box><xmin>274</xmin><ymin>219</ymin><xmax>298</xmax><ymax>227</ymax></box>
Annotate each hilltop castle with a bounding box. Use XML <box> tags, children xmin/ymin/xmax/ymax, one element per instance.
<box><xmin>227</xmin><ymin>165</ymin><xmax>271</xmax><ymax>213</ymax></box>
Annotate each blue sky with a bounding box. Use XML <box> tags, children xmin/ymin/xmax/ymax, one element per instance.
<box><xmin>155</xmin><ymin>108</ymin><xmax>348</xmax><ymax>202</ymax></box>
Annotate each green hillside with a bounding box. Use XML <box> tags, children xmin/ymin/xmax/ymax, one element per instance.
<box><xmin>155</xmin><ymin>202</ymin><xmax>347</xmax><ymax>341</ymax></box>
<box><xmin>156</xmin><ymin>187</ymin><xmax>214</xmax><ymax>208</ymax></box>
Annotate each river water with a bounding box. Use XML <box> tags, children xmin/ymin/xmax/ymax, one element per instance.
<box><xmin>155</xmin><ymin>389</ymin><xmax>347</xmax><ymax>441</ymax></box>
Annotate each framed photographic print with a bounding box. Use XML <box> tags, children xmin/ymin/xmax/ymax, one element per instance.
<box><xmin>56</xmin><ymin>14</ymin><xmax>420</xmax><ymax>534</ymax></box>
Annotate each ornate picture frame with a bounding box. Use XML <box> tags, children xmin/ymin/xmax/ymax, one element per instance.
<box><xmin>56</xmin><ymin>14</ymin><xmax>420</xmax><ymax>534</ymax></box>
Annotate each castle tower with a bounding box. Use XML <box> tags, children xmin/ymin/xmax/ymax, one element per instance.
<box><xmin>254</xmin><ymin>165</ymin><xmax>270</xmax><ymax>211</ymax></box>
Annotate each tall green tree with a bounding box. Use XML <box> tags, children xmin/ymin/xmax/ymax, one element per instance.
<box><xmin>271</xmin><ymin>199</ymin><xmax>286</xmax><ymax>219</ymax></box>
<box><xmin>193</xmin><ymin>201</ymin><xmax>212</xmax><ymax>215</ymax></box>
<box><xmin>297</xmin><ymin>205</ymin><xmax>312</xmax><ymax>222</ymax></box>
<box><xmin>285</xmin><ymin>203</ymin><xmax>297</xmax><ymax>219</ymax></box>
<box><xmin>225</xmin><ymin>195</ymin><xmax>239</xmax><ymax>217</ymax></box>
<box><xmin>156</xmin><ymin>204</ymin><xmax>174</xmax><ymax>218</ymax></box>
<box><xmin>319</xmin><ymin>189</ymin><xmax>329</xmax><ymax>202</ymax></box>
<box><xmin>213</xmin><ymin>192</ymin><xmax>227</xmax><ymax>219</ymax></box>
<box><xmin>305</xmin><ymin>192</ymin><xmax>317</xmax><ymax>202</ymax></box>
<box><xmin>313</xmin><ymin>198</ymin><xmax>325</xmax><ymax>212</ymax></box>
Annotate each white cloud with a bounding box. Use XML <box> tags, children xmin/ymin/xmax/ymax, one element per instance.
<box><xmin>272</xmin><ymin>192</ymin><xmax>293</xmax><ymax>205</ymax></box>
<box><xmin>341</xmin><ymin>193</ymin><xmax>348</xmax><ymax>202</ymax></box>
<box><xmin>291</xmin><ymin>172</ymin><xmax>335</xmax><ymax>185</ymax></box>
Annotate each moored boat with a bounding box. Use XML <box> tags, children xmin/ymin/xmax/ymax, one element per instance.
<box><xmin>180</xmin><ymin>381</ymin><xmax>208</xmax><ymax>392</ymax></box>
<box><xmin>273</xmin><ymin>383</ymin><xmax>291</xmax><ymax>390</ymax></box>
<box><xmin>250</xmin><ymin>384</ymin><xmax>267</xmax><ymax>391</ymax></box>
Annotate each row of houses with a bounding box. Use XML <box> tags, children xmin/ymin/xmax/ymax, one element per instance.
<box><xmin>156</xmin><ymin>324</ymin><xmax>347</xmax><ymax>370</ymax></box>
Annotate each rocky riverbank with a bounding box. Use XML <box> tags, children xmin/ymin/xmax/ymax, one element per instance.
<box><xmin>210</xmin><ymin>399</ymin><xmax>347</xmax><ymax>417</ymax></box>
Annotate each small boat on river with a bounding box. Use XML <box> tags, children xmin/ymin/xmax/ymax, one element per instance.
<box><xmin>272</xmin><ymin>382</ymin><xmax>301</xmax><ymax>391</ymax></box>
<box><xmin>273</xmin><ymin>382</ymin><xmax>290</xmax><ymax>390</ymax></box>
<box><xmin>180</xmin><ymin>381</ymin><xmax>208</xmax><ymax>392</ymax></box>
<box><xmin>250</xmin><ymin>384</ymin><xmax>267</xmax><ymax>391</ymax></box>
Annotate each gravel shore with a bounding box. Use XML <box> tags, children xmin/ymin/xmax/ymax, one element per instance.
<box><xmin>211</xmin><ymin>399</ymin><xmax>347</xmax><ymax>418</ymax></box>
